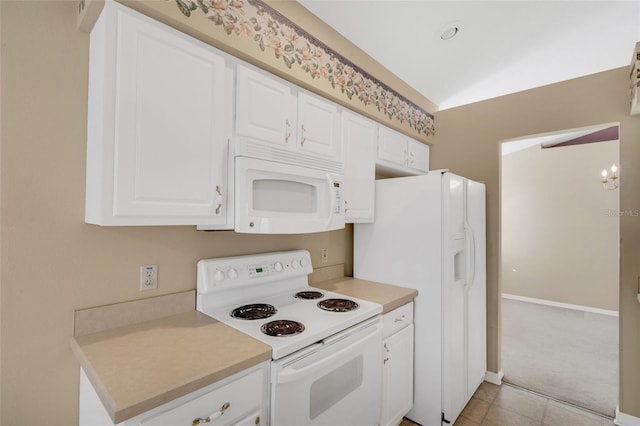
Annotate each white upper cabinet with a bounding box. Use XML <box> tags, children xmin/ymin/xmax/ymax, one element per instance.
<box><xmin>297</xmin><ymin>92</ymin><xmax>340</xmax><ymax>158</ymax></box>
<box><xmin>85</xmin><ymin>2</ymin><xmax>230</xmax><ymax>226</ymax></box>
<box><xmin>341</xmin><ymin>111</ymin><xmax>376</xmax><ymax>223</ymax></box>
<box><xmin>235</xmin><ymin>64</ymin><xmax>295</xmax><ymax>146</ymax></box>
<box><xmin>377</xmin><ymin>127</ymin><xmax>429</xmax><ymax>176</ymax></box>
<box><xmin>407</xmin><ymin>139</ymin><xmax>429</xmax><ymax>173</ymax></box>
<box><xmin>235</xmin><ymin>64</ymin><xmax>341</xmax><ymax>161</ymax></box>
<box><xmin>377</xmin><ymin>127</ymin><xmax>408</xmax><ymax>166</ymax></box>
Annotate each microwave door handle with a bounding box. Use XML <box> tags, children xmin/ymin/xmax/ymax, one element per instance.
<box><xmin>324</xmin><ymin>174</ymin><xmax>336</xmax><ymax>230</ymax></box>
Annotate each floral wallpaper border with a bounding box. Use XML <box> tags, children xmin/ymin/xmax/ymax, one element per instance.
<box><xmin>174</xmin><ymin>0</ymin><xmax>435</xmax><ymax>136</ymax></box>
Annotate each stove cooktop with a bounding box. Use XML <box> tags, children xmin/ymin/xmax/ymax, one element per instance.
<box><xmin>196</xmin><ymin>250</ymin><xmax>382</xmax><ymax>359</ymax></box>
<box><xmin>200</xmin><ymin>285</ymin><xmax>381</xmax><ymax>359</ymax></box>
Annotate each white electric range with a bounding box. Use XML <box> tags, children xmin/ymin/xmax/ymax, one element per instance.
<box><xmin>196</xmin><ymin>250</ymin><xmax>383</xmax><ymax>426</ymax></box>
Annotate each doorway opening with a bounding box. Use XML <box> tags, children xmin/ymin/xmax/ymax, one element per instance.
<box><xmin>500</xmin><ymin>123</ymin><xmax>620</xmax><ymax>417</ymax></box>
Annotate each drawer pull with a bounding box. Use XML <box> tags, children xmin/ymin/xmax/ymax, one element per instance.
<box><xmin>192</xmin><ymin>402</ymin><xmax>230</xmax><ymax>425</ymax></box>
<box><xmin>394</xmin><ymin>314</ymin><xmax>406</xmax><ymax>323</ymax></box>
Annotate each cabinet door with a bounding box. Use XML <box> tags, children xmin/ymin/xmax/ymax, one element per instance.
<box><xmin>382</xmin><ymin>324</ymin><xmax>414</xmax><ymax>426</ymax></box>
<box><xmin>139</xmin><ymin>368</ymin><xmax>264</xmax><ymax>426</ymax></box>
<box><xmin>236</xmin><ymin>64</ymin><xmax>295</xmax><ymax>146</ymax></box>
<box><xmin>377</xmin><ymin>127</ymin><xmax>407</xmax><ymax>167</ymax></box>
<box><xmin>297</xmin><ymin>92</ymin><xmax>340</xmax><ymax>159</ymax></box>
<box><xmin>113</xmin><ymin>10</ymin><xmax>227</xmax><ymax>224</ymax></box>
<box><xmin>232</xmin><ymin>410</ymin><xmax>263</xmax><ymax>426</ymax></box>
<box><xmin>407</xmin><ymin>139</ymin><xmax>429</xmax><ymax>173</ymax></box>
<box><xmin>341</xmin><ymin>111</ymin><xmax>376</xmax><ymax>223</ymax></box>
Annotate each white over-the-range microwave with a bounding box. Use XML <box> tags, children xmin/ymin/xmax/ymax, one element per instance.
<box><xmin>198</xmin><ymin>137</ymin><xmax>345</xmax><ymax>234</ymax></box>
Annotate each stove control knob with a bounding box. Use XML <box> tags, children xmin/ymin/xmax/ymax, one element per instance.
<box><xmin>227</xmin><ymin>268</ymin><xmax>238</xmax><ymax>279</ymax></box>
<box><xmin>291</xmin><ymin>259</ymin><xmax>300</xmax><ymax>269</ymax></box>
<box><xmin>300</xmin><ymin>257</ymin><xmax>308</xmax><ymax>267</ymax></box>
<box><xmin>274</xmin><ymin>261</ymin><xmax>284</xmax><ymax>272</ymax></box>
<box><xmin>214</xmin><ymin>269</ymin><xmax>225</xmax><ymax>282</ymax></box>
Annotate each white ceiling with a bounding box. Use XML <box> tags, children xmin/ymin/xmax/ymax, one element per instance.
<box><xmin>298</xmin><ymin>1</ymin><xmax>640</xmax><ymax>110</ymax></box>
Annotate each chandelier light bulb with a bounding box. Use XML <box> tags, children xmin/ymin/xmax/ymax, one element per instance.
<box><xmin>602</xmin><ymin>169</ymin><xmax>608</xmax><ymax>178</ymax></box>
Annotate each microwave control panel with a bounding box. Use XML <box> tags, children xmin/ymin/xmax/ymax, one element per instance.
<box><xmin>333</xmin><ymin>181</ymin><xmax>342</xmax><ymax>214</ymax></box>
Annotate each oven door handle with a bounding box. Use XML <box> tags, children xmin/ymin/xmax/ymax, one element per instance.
<box><xmin>277</xmin><ymin>321</ymin><xmax>381</xmax><ymax>384</ymax></box>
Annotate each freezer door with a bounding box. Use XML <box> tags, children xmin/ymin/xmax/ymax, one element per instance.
<box><xmin>442</xmin><ymin>174</ymin><xmax>467</xmax><ymax>424</ymax></box>
<box><xmin>466</xmin><ymin>179</ymin><xmax>487</xmax><ymax>398</ymax></box>
<box><xmin>442</xmin><ymin>175</ymin><xmax>487</xmax><ymax>424</ymax></box>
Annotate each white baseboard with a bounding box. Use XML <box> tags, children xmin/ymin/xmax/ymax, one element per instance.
<box><xmin>502</xmin><ymin>293</ymin><xmax>618</xmax><ymax>317</ymax></box>
<box><xmin>484</xmin><ymin>370</ymin><xmax>504</xmax><ymax>386</ymax></box>
<box><xmin>615</xmin><ymin>406</ymin><xmax>640</xmax><ymax>426</ymax></box>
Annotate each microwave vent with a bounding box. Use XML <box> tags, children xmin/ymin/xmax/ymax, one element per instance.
<box><xmin>237</xmin><ymin>139</ymin><xmax>343</xmax><ymax>174</ymax></box>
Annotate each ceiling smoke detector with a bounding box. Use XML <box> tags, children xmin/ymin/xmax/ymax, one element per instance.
<box><xmin>440</xmin><ymin>26</ymin><xmax>459</xmax><ymax>40</ymax></box>
<box><xmin>438</xmin><ymin>21</ymin><xmax>462</xmax><ymax>41</ymax></box>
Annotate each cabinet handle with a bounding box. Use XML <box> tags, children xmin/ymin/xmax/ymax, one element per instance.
<box><xmin>409</xmin><ymin>151</ymin><xmax>415</xmax><ymax>165</ymax></box>
<box><xmin>192</xmin><ymin>402</ymin><xmax>230</xmax><ymax>425</ymax></box>
<box><xmin>300</xmin><ymin>124</ymin><xmax>306</xmax><ymax>145</ymax></box>
<box><xmin>394</xmin><ymin>314</ymin><xmax>406</xmax><ymax>323</ymax></box>
<box><xmin>384</xmin><ymin>357</ymin><xmax>389</xmax><ymax>364</ymax></box>
<box><xmin>384</xmin><ymin>342</ymin><xmax>389</xmax><ymax>353</ymax></box>
<box><xmin>214</xmin><ymin>185</ymin><xmax>223</xmax><ymax>215</ymax></box>
<box><xmin>285</xmin><ymin>119</ymin><xmax>291</xmax><ymax>144</ymax></box>
<box><xmin>254</xmin><ymin>416</ymin><xmax>261</xmax><ymax>425</ymax></box>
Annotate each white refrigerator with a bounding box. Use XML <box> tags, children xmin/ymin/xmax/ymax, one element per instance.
<box><xmin>354</xmin><ymin>171</ymin><xmax>486</xmax><ymax>426</ymax></box>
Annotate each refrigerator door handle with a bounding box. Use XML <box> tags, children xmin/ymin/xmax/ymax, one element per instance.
<box><xmin>464</xmin><ymin>223</ymin><xmax>476</xmax><ymax>288</ymax></box>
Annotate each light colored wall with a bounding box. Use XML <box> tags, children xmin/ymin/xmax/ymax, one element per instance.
<box><xmin>501</xmin><ymin>142</ymin><xmax>619</xmax><ymax>311</ymax></box>
<box><xmin>0</xmin><ymin>0</ymin><xmax>3</xmax><ymax>417</ymax></box>
<box><xmin>0</xmin><ymin>2</ymin><xmax>352</xmax><ymax>424</ymax></box>
<box><xmin>433</xmin><ymin>67</ymin><xmax>640</xmax><ymax>416</ymax></box>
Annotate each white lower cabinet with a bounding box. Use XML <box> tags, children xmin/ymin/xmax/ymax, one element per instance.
<box><xmin>80</xmin><ymin>363</ymin><xmax>268</xmax><ymax>426</ymax></box>
<box><xmin>381</xmin><ymin>303</ymin><xmax>414</xmax><ymax>426</ymax></box>
<box><xmin>229</xmin><ymin>410</ymin><xmax>263</xmax><ymax>426</ymax></box>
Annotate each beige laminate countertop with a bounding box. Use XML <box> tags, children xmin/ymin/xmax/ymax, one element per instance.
<box><xmin>71</xmin><ymin>277</ymin><xmax>415</xmax><ymax>423</ymax></box>
<box><xmin>71</xmin><ymin>310</ymin><xmax>271</xmax><ymax>424</ymax></box>
<box><xmin>312</xmin><ymin>277</ymin><xmax>418</xmax><ymax>313</ymax></box>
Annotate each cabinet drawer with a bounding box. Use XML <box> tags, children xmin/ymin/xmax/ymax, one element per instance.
<box><xmin>382</xmin><ymin>302</ymin><xmax>414</xmax><ymax>338</ymax></box>
<box><xmin>139</xmin><ymin>369</ymin><xmax>263</xmax><ymax>426</ymax></box>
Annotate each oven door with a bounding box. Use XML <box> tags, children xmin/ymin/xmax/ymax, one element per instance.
<box><xmin>235</xmin><ymin>156</ymin><xmax>344</xmax><ymax>234</ymax></box>
<box><xmin>270</xmin><ymin>317</ymin><xmax>383</xmax><ymax>426</ymax></box>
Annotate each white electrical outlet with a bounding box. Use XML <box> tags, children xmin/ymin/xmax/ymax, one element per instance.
<box><xmin>140</xmin><ymin>265</ymin><xmax>158</xmax><ymax>291</ymax></box>
<box><xmin>321</xmin><ymin>249</ymin><xmax>329</xmax><ymax>264</ymax></box>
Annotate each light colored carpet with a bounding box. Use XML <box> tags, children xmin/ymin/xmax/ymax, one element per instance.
<box><xmin>501</xmin><ymin>298</ymin><xmax>618</xmax><ymax>417</ymax></box>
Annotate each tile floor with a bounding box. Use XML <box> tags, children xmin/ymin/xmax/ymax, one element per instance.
<box><xmin>399</xmin><ymin>382</ymin><xmax>615</xmax><ymax>426</ymax></box>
